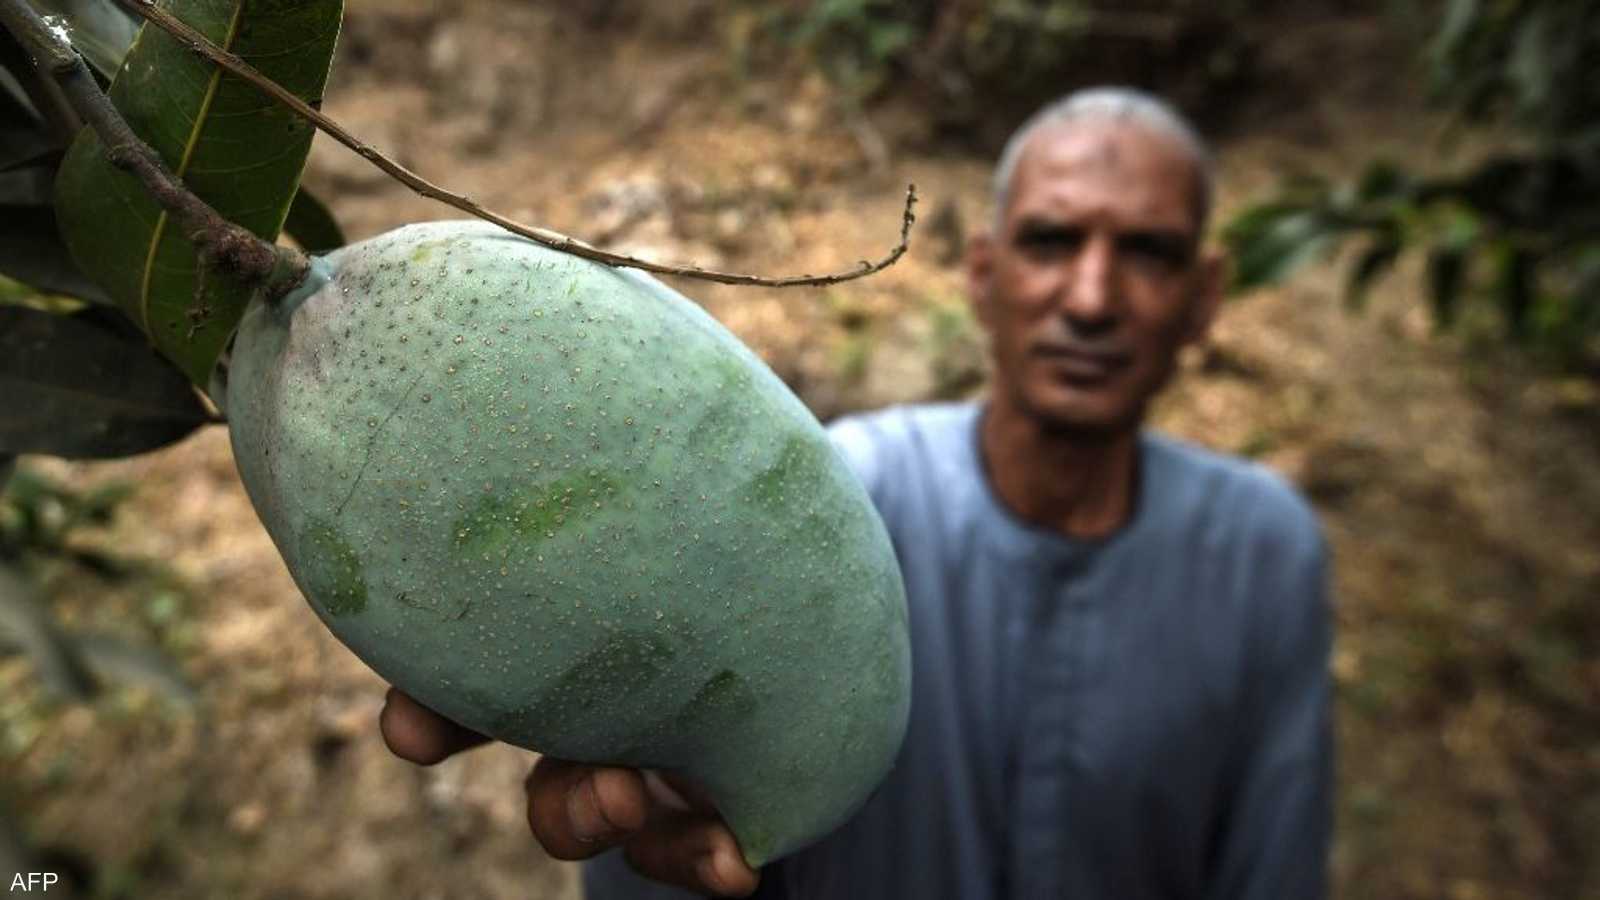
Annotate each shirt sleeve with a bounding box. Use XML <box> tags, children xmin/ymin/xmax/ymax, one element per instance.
<box><xmin>1207</xmin><ymin>515</ymin><xmax>1334</xmax><ymax>900</ymax></box>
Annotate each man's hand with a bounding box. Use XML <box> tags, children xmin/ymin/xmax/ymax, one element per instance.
<box><xmin>379</xmin><ymin>687</ymin><xmax>761</xmax><ymax>898</ymax></box>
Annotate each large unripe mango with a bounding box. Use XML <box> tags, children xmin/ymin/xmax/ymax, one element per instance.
<box><xmin>225</xmin><ymin>221</ymin><xmax>911</xmax><ymax>865</ymax></box>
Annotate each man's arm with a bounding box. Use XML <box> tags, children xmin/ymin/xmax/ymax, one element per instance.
<box><xmin>1207</xmin><ymin>528</ymin><xmax>1334</xmax><ymax>900</ymax></box>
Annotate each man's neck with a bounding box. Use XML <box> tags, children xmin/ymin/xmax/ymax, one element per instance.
<box><xmin>978</xmin><ymin>402</ymin><xmax>1140</xmax><ymax>541</ymax></box>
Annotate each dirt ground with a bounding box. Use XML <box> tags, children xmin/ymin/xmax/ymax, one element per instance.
<box><xmin>5</xmin><ymin>2</ymin><xmax>1599</xmax><ymax>899</ymax></box>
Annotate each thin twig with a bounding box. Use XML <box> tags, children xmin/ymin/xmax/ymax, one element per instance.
<box><xmin>112</xmin><ymin>0</ymin><xmax>916</xmax><ymax>287</ymax></box>
<box><xmin>0</xmin><ymin>0</ymin><xmax>305</xmax><ymax>297</ymax></box>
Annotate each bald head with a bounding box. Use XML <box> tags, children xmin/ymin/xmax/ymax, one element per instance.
<box><xmin>992</xmin><ymin>88</ymin><xmax>1214</xmax><ymax>233</ymax></box>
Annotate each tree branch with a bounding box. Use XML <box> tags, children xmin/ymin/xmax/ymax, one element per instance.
<box><xmin>112</xmin><ymin>0</ymin><xmax>916</xmax><ymax>288</ymax></box>
<box><xmin>0</xmin><ymin>0</ymin><xmax>306</xmax><ymax>297</ymax></box>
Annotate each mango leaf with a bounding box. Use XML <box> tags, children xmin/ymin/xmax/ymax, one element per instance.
<box><xmin>1494</xmin><ymin>246</ymin><xmax>1536</xmax><ymax>339</ymax></box>
<box><xmin>0</xmin><ymin>23</ymin><xmax>81</xmax><ymax>144</ymax></box>
<box><xmin>1428</xmin><ymin>0</ymin><xmax>1480</xmax><ymax>70</ymax></box>
<box><xmin>0</xmin><ymin>305</ymin><xmax>209</xmax><ymax>458</ymax></box>
<box><xmin>0</xmin><ymin>630</ymin><xmax>198</xmax><ymax>705</ymax></box>
<box><xmin>1426</xmin><ymin>242</ymin><xmax>1469</xmax><ymax>330</ymax></box>
<box><xmin>1507</xmin><ymin>5</ymin><xmax>1555</xmax><ymax>125</ymax></box>
<box><xmin>283</xmin><ymin>186</ymin><xmax>345</xmax><ymax>254</ymax></box>
<box><xmin>0</xmin><ymin>465</ymin><xmax>133</xmax><ymax>549</ymax></box>
<box><xmin>1354</xmin><ymin>160</ymin><xmax>1410</xmax><ymax>205</ymax></box>
<box><xmin>0</xmin><ymin>73</ymin><xmax>55</xmax><ymax>171</ymax></box>
<box><xmin>0</xmin><ymin>559</ymin><xmax>193</xmax><ymax>705</ymax></box>
<box><xmin>55</xmin><ymin>0</ymin><xmax>344</xmax><ymax>389</ymax></box>
<box><xmin>1344</xmin><ymin>233</ymin><xmax>1402</xmax><ymax>311</ymax></box>
<box><xmin>1225</xmin><ymin>205</ymin><xmax>1342</xmax><ymax>292</ymax></box>
<box><xmin>0</xmin><ymin>563</ymin><xmax>97</xmax><ymax>701</ymax></box>
<box><xmin>1574</xmin><ymin>251</ymin><xmax>1600</xmax><ymax>316</ymax></box>
<box><xmin>0</xmin><ymin>205</ymin><xmax>112</xmax><ymax>303</ymax></box>
<box><xmin>29</xmin><ymin>0</ymin><xmax>141</xmax><ymax>80</ymax></box>
<box><xmin>0</xmin><ymin>162</ymin><xmax>52</xmax><ymax>204</ymax></box>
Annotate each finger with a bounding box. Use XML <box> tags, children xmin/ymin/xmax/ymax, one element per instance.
<box><xmin>379</xmin><ymin>687</ymin><xmax>490</xmax><ymax>765</ymax></box>
<box><xmin>525</xmin><ymin>758</ymin><xmax>650</xmax><ymax>860</ymax></box>
<box><xmin>623</xmin><ymin>815</ymin><xmax>760</xmax><ymax>898</ymax></box>
<box><xmin>652</xmin><ymin>769</ymin><xmax>715</xmax><ymax>813</ymax></box>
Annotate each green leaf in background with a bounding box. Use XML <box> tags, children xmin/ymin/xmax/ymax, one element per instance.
<box><xmin>0</xmin><ymin>161</ymin><xmax>51</xmax><ymax>204</ymax></box>
<box><xmin>1224</xmin><ymin>0</ymin><xmax>1599</xmax><ymax>373</ymax></box>
<box><xmin>0</xmin><ymin>563</ymin><xmax>97</xmax><ymax>702</ymax></box>
<box><xmin>1495</xmin><ymin>246</ymin><xmax>1537</xmax><ymax>339</ymax></box>
<box><xmin>1574</xmin><ymin>250</ymin><xmax>1600</xmax><ymax>316</ymax></box>
<box><xmin>1429</xmin><ymin>0</ymin><xmax>1480</xmax><ymax>67</ymax></box>
<box><xmin>0</xmin><ymin>72</ymin><xmax>55</xmax><ymax>171</ymax></box>
<box><xmin>1354</xmin><ymin>160</ymin><xmax>1410</xmax><ymax>204</ymax></box>
<box><xmin>282</xmin><ymin>186</ymin><xmax>345</xmax><ymax>255</ymax></box>
<box><xmin>54</xmin><ymin>0</ymin><xmax>344</xmax><ymax>389</ymax></box>
<box><xmin>1345</xmin><ymin>233</ymin><xmax>1403</xmax><ymax>311</ymax></box>
<box><xmin>0</xmin><ymin>629</ymin><xmax>198</xmax><ymax>706</ymax></box>
<box><xmin>0</xmin><ymin>464</ymin><xmax>134</xmax><ymax>551</ymax></box>
<box><xmin>1508</xmin><ymin>5</ymin><xmax>1555</xmax><ymax>119</ymax></box>
<box><xmin>0</xmin><ymin>19</ymin><xmax>85</xmax><ymax>145</ymax></box>
<box><xmin>1426</xmin><ymin>242</ymin><xmax>1469</xmax><ymax>330</ymax></box>
<box><xmin>0</xmin><ymin>305</ymin><xmax>210</xmax><ymax>459</ymax></box>
<box><xmin>0</xmin><ymin>33</ymin><xmax>109</xmax><ymax>305</ymax></box>
<box><xmin>1225</xmin><ymin>204</ymin><xmax>1341</xmax><ymax>292</ymax></box>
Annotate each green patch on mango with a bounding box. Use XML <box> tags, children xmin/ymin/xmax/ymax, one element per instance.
<box><xmin>747</xmin><ymin>436</ymin><xmax>827</xmax><ymax>509</ymax></box>
<box><xmin>675</xmin><ymin>668</ymin><xmax>758</xmax><ymax>730</ymax></box>
<box><xmin>452</xmin><ymin>469</ymin><xmax>624</xmax><ymax>555</ymax></box>
<box><xmin>298</xmin><ymin>519</ymin><xmax>368</xmax><ymax>616</ymax></box>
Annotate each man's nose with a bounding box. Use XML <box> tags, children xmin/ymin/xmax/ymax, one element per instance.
<box><xmin>1060</xmin><ymin>233</ymin><xmax>1117</xmax><ymax>324</ymax></box>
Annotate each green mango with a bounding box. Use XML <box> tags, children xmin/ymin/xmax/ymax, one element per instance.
<box><xmin>224</xmin><ymin>220</ymin><xmax>912</xmax><ymax>866</ymax></box>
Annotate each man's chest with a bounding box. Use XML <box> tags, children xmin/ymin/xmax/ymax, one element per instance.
<box><xmin>896</xmin><ymin>537</ymin><xmax>1251</xmax><ymax>819</ymax></box>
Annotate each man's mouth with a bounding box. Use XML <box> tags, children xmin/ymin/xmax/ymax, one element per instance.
<box><xmin>1031</xmin><ymin>344</ymin><xmax>1131</xmax><ymax>381</ymax></box>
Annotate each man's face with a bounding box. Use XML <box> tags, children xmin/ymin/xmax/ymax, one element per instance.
<box><xmin>968</xmin><ymin>120</ymin><xmax>1223</xmax><ymax>438</ymax></box>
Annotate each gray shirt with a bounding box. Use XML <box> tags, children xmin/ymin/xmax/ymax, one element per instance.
<box><xmin>584</xmin><ymin>402</ymin><xmax>1332</xmax><ymax>899</ymax></box>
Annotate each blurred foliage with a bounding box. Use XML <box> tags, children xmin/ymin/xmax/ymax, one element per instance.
<box><xmin>0</xmin><ymin>462</ymin><xmax>197</xmax><ymax>705</ymax></box>
<box><xmin>1</xmin><ymin>465</ymin><xmax>134</xmax><ymax>569</ymax></box>
<box><xmin>0</xmin><ymin>460</ymin><xmax>196</xmax><ymax>893</ymax></box>
<box><xmin>733</xmin><ymin>0</ymin><xmax>1266</xmax><ymax>135</ymax></box>
<box><xmin>753</xmin><ymin>0</ymin><xmax>921</xmax><ymax>99</ymax></box>
<box><xmin>1226</xmin><ymin>0</ymin><xmax>1600</xmax><ymax>373</ymax></box>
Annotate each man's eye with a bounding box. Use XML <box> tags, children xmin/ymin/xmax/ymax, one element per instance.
<box><xmin>1016</xmin><ymin>228</ymin><xmax>1083</xmax><ymax>254</ymax></box>
<box><xmin>1121</xmin><ymin>234</ymin><xmax>1193</xmax><ymax>269</ymax></box>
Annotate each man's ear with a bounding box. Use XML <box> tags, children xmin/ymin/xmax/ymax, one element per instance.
<box><xmin>966</xmin><ymin>231</ymin><xmax>997</xmax><ymax>329</ymax></box>
<box><xmin>1182</xmin><ymin>247</ymin><xmax>1228</xmax><ymax>345</ymax></box>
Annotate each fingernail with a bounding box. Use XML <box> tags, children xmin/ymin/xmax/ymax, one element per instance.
<box><xmin>642</xmin><ymin>769</ymin><xmax>693</xmax><ymax>812</ymax></box>
<box><xmin>566</xmin><ymin>776</ymin><xmax>615</xmax><ymax>843</ymax></box>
